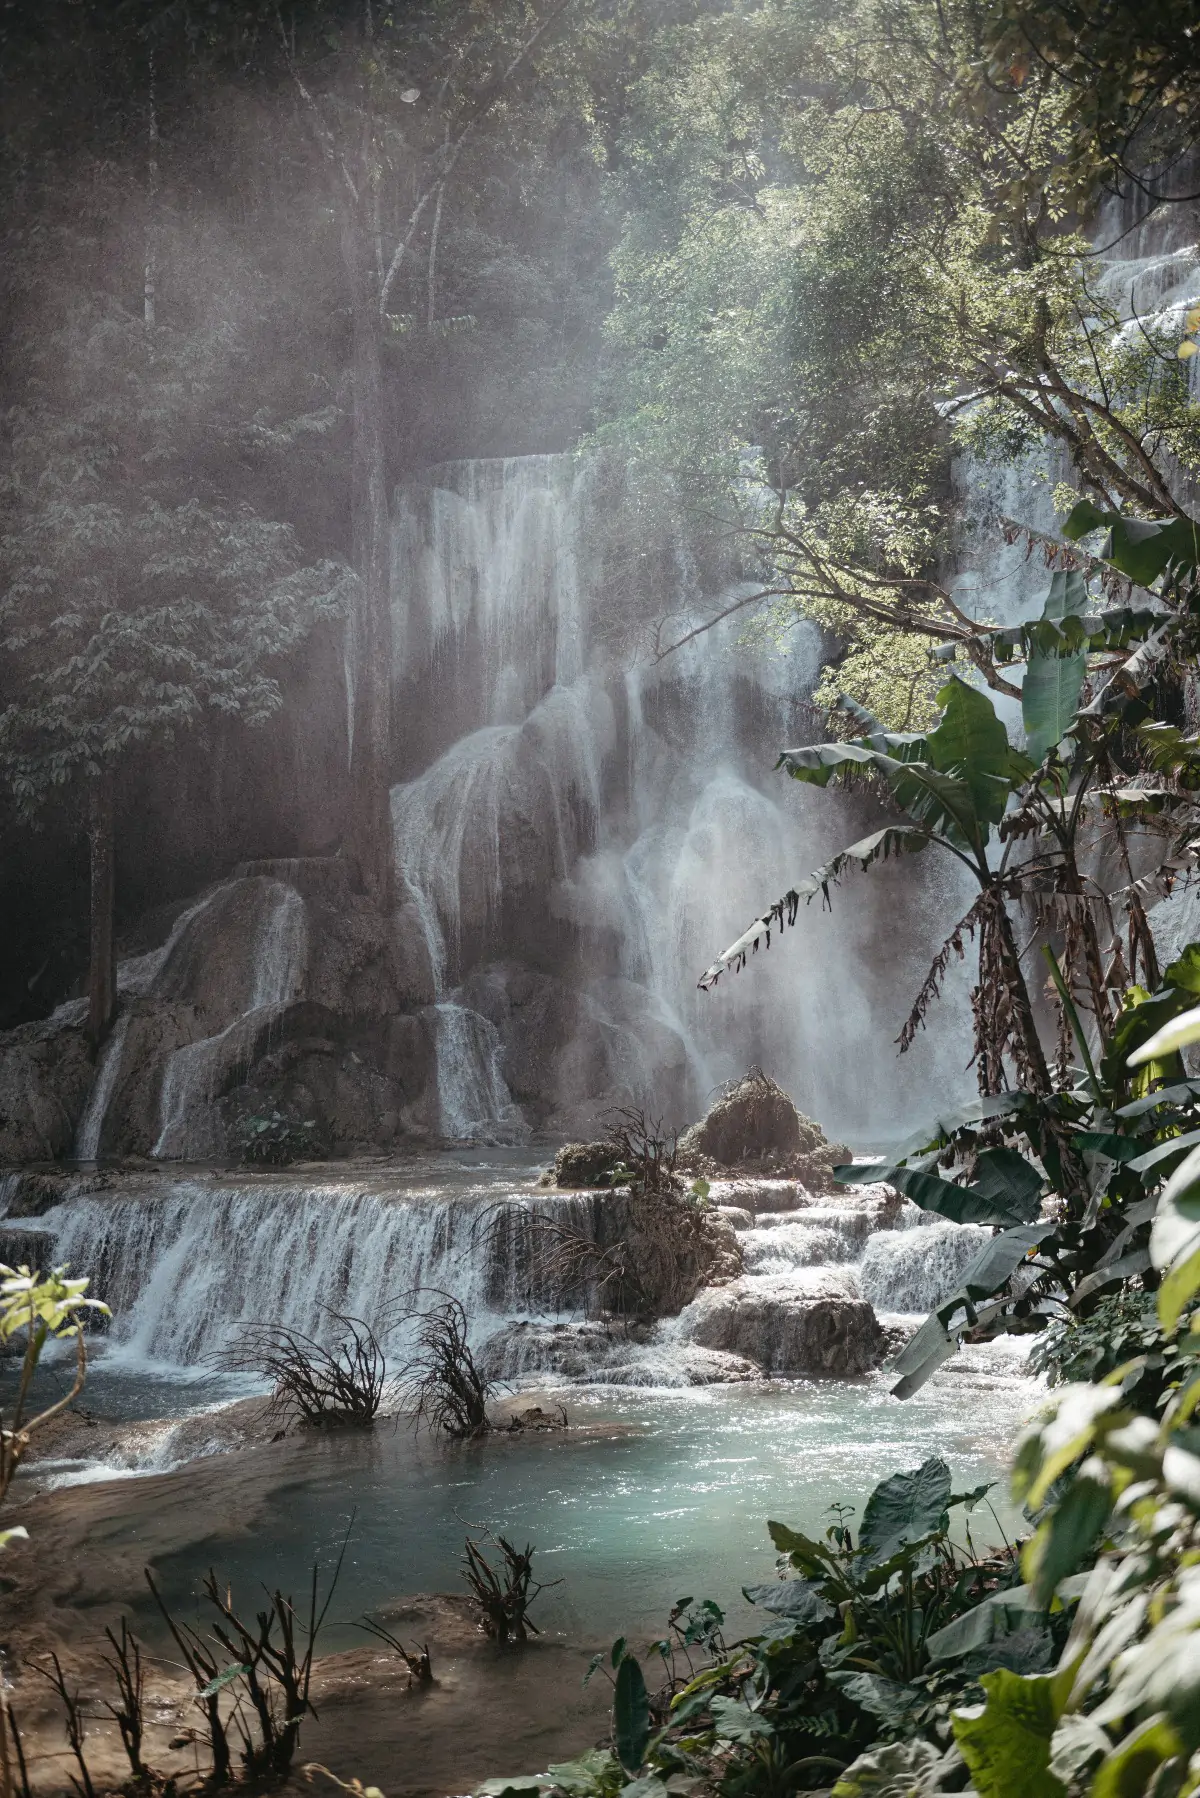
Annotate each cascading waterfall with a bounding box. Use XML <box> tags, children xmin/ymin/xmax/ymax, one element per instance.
<box><xmin>152</xmin><ymin>882</ymin><xmax>307</xmax><ymax>1160</ymax></box>
<box><xmin>430</xmin><ymin>1005</ymin><xmax>529</xmax><ymax>1142</ymax></box>
<box><xmin>46</xmin><ymin>1172</ymin><xmax>599</xmax><ymax>1366</ymax></box>
<box><xmin>40</xmin><ymin>1170</ymin><xmax>995</xmax><ymax>1385</ymax></box>
<box><xmin>74</xmin><ymin>1014</ymin><xmax>133</xmax><ymax>1161</ymax></box>
<box><xmin>388</xmin><ymin>455</ymin><xmax>977</xmax><ymax>1142</ymax></box>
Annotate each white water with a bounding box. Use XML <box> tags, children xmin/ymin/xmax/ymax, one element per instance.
<box><xmin>389</xmin><ymin>456</ymin><xmax>976</xmax><ymax>1143</ymax></box>
<box><xmin>152</xmin><ymin>882</ymin><xmax>307</xmax><ymax>1159</ymax></box>
<box><xmin>431</xmin><ymin>1004</ymin><xmax>528</xmax><ymax>1142</ymax></box>
<box><xmin>40</xmin><ymin>1168</ymin><xmax>1004</xmax><ymax>1383</ymax></box>
<box><xmin>73</xmin><ymin>1013</ymin><xmax>132</xmax><ymax>1160</ymax></box>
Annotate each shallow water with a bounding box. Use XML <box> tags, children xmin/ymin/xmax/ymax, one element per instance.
<box><xmin>117</xmin><ymin>1355</ymin><xmax>1036</xmax><ymax>1653</ymax></box>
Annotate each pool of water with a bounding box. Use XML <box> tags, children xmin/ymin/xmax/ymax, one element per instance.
<box><xmin>118</xmin><ymin>1349</ymin><xmax>1037</xmax><ymax>1654</ymax></box>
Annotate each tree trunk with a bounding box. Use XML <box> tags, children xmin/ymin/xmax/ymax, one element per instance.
<box><xmin>993</xmin><ymin>891</ymin><xmax>1051</xmax><ymax>1095</ymax></box>
<box><xmin>87</xmin><ymin>769</ymin><xmax>117</xmax><ymax>1047</ymax></box>
<box><xmin>343</xmin><ymin>219</ymin><xmax>394</xmax><ymax>906</ymax></box>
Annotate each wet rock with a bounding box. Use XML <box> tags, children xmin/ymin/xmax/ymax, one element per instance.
<box><xmin>479</xmin><ymin>1319</ymin><xmax>759</xmax><ymax>1386</ymax></box>
<box><xmin>676</xmin><ymin>1070</ymin><xmax>852</xmax><ymax>1193</ymax></box>
<box><xmin>0</xmin><ymin>1013</ymin><xmax>92</xmax><ymax>1164</ymax></box>
<box><xmin>681</xmin><ymin>1272</ymin><xmax>886</xmax><ymax>1376</ymax></box>
<box><xmin>551</xmin><ymin>1141</ymin><xmax>623</xmax><ymax>1188</ymax></box>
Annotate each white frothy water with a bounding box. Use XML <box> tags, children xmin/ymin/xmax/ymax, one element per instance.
<box><xmin>73</xmin><ymin>1014</ymin><xmax>132</xmax><ymax>1161</ymax></box>
<box><xmin>432</xmin><ymin>1004</ymin><xmax>529</xmax><ymax>1141</ymax></box>
<box><xmin>152</xmin><ymin>883</ymin><xmax>307</xmax><ymax>1160</ymax></box>
<box><xmin>47</xmin><ymin>1171</ymin><xmax>601</xmax><ymax>1367</ymax></box>
<box><xmin>41</xmin><ymin>1167</ymin><xmax>1013</xmax><ymax>1389</ymax></box>
<box><xmin>389</xmin><ymin>456</ymin><xmax>976</xmax><ymax>1141</ymax></box>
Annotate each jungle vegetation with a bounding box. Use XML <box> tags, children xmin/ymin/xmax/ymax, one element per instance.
<box><xmin>4</xmin><ymin>2</ymin><xmax>1200</xmax><ymax>1792</ymax></box>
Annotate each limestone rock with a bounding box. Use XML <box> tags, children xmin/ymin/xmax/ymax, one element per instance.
<box><xmin>551</xmin><ymin>1141</ymin><xmax>623</xmax><ymax>1188</ymax></box>
<box><xmin>681</xmin><ymin>1272</ymin><xmax>886</xmax><ymax>1376</ymax></box>
<box><xmin>677</xmin><ymin>1070</ymin><xmax>852</xmax><ymax>1194</ymax></box>
<box><xmin>0</xmin><ymin>1013</ymin><xmax>92</xmax><ymax>1164</ymax></box>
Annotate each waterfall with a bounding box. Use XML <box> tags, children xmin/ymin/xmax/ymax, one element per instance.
<box><xmin>431</xmin><ymin>1004</ymin><xmax>528</xmax><ymax>1142</ymax></box>
<box><xmin>388</xmin><ymin>456</ymin><xmax>976</xmax><ymax>1142</ymax></box>
<box><xmin>857</xmin><ymin>1222</ymin><xmax>992</xmax><ymax>1315</ymax></box>
<box><xmin>74</xmin><ymin>1014</ymin><xmax>132</xmax><ymax>1161</ymax></box>
<box><xmin>45</xmin><ymin>1173</ymin><xmax>598</xmax><ymax>1366</ymax></box>
<box><xmin>39</xmin><ymin>1164</ymin><xmax>1008</xmax><ymax>1391</ymax></box>
<box><xmin>151</xmin><ymin>883</ymin><xmax>307</xmax><ymax>1160</ymax></box>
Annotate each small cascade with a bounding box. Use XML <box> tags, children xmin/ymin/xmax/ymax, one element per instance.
<box><xmin>431</xmin><ymin>1003</ymin><xmax>529</xmax><ymax>1142</ymax></box>
<box><xmin>151</xmin><ymin>882</ymin><xmax>307</xmax><ymax>1161</ymax></box>
<box><xmin>857</xmin><ymin>1221</ymin><xmax>992</xmax><ymax>1314</ymax></box>
<box><xmin>45</xmin><ymin>1171</ymin><xmax>597</xmax><ymax>1366</ymax></box>
<box><xmin>74</xmin><ymin>1014</ymin><xmax>132</xmax><ymax>1161</ymax></box>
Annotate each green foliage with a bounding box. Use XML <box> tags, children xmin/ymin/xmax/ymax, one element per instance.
<box><xmin>613</xmin><ymin>1656</ymin><xmax>651</xmax><ymax>1774</ymax></box>
<box><xmin>0</xmin><ymin>292</ymin><xmax>354</xmax><ymax>815</ymax></box>
<box><xmin>0</xmin><ymin>1262</ymin><xmax>108</xmax><ymax>1541</ymax></box>
<box><xmin>603</xmin><ymin>0</ymin><xmax>1200</xmax><ymax>719</ymax></box>
<box><xmin>981</xmin><ymin>0</ymin><xmax>1200</xmax><ymax>213</ymax></box>
<box><xmin>234</xmin><ymin>1109</ymin><xmax>325</xmax><ymax>1168</ymax></box>
<box><xmin>478</xmin><ymin>1458</ymin><xmax>1028</xmax><ymax>1798</ymax></box>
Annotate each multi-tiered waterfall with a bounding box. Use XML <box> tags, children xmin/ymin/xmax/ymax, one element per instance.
<box><xmin>386</xmin><ymin>455</ymin><xmax>974</xmax><ymax>1147</ymax></box>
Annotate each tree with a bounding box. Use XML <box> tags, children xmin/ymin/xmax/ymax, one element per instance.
<box><xmin>271</xmin><ymin>0</ymin><xmax>589</xmax><ymax>903</ymax></box>
<box><xmin>982</xmin><ymin>0</ymin><xmax>1200</xmax><ymax>213</ymax></box>
<box><xmin>0</xmin><ymin>264</ymin><xmax>353</xmax><ymax>1041</ymax></box>
<box><xmin>602</xmin><ymin>0</ymin><xmax>1200</xmax><ymax>721</ymax></box>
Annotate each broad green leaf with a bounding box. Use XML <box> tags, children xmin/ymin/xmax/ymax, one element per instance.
<box><xmin>858</xmin><ymin>1456</ymin><xmax>951</xmax><ymax>1566</ymax></box>
<box><xmin>826</xmin><ymin>1670</ymin><xmax>925</xmax><ymax>1727</ymax></box>
<box><xmin>1164</xmin><ymin>944</ymin><xmax>1200</xmax><ymax>995</ymax></box>
<box><xmin>616</xmin><ymin>1777</ymin><xmax>667</xmax><ymax>1798</ymax></box>
<box><xmin>1063</xmin><ymin>503</ymin><xmax>1200</xmax><ymax>588</ymax></box>
<box><xmin>952</xmin><ymin>1666</ymin><xmax>1073</xmax><ymax>1798</ymax></box>
<box><xmin>927</xmin><ymin>1587</ymin><xmax>1044</xmax><ymax>1664</ymax></box>
<box><xmin>0</xmin><ymin>1526</ymin><xmax>29</xmax><ymax>1551</ymax></box>
<box><xmin>1126</xmin><ymin>1127</ymin><xmax>1200</xmax><ymax>1174</ymax></box>
<box><xmin>844</xmin><ymin>1162</ymin><xmax>1039</xmax><ymax>1227</ymax></box>
<box><xmin>885</xmin><ymin>758</ymin><xmax>987</xmax><ymax>848</ymax></box>
<box><xmin>545</xmin><ymin>1753</ymin><xmax>622</xmax><ymax>1798</ymax></box>
<box><xmin>926</xmin><ymin>676</ymin><xmax>1015</xmax><ymax>827</ymax></box>
<box><xmin>709</xmin><ymin>1697</ymin><xmax>771</xmax><ymax>1743</ymax></box>
<box><xmin>1128</xmin><ymin>1002</ymin><xmax>1200</xmax><ymax>1066</ymax></box>
<box><xmin>778</xmin><ymin>735</ymin><xmax>988</xmax><ymax>848</ymax></box>
<box><xmin>613</xmin><ymin>1656</ymin><xmax>651</xmax><ymax>1774</ymax></box>
<box><xmin>1150</xmin><ymin>1144</ymin><xmax>1200</xmax><ymax>1332</ymax></box>
<box><xmin>968</xmin><ymin>1147</ymin><xmax>1045</xmax><ymax>1221</ymax></box>
<box><xmin>741</xmin><ymin>1579</ymin><xmax>833</xmax><ymax>1625</ymax></box>
<box><xmin>1023</xmin><ymin>646</ymin><xmax>1088</xmax><ymax>764</ymax></box>
<box><xmin>831</xmin><ymin>1740</ymin><xmax>947</xmax><ymax>1797</ymax></box>
<box><xmin>1022</xmin><ymin>1467</ymin><xmax>1113</xmax><ymax>1605</ymax></box>
<box><xmin>1041</xmin><ymin>570</ymin><xmax>1089</xmax><ymax>622</ymax></box>
<box><xmin>1091</xmin><ymin>1715</ymin><xmax>1183</xmax><ymax>1798</ymax></box>
<box><xmin>1012</xmin><ymin>1385</ymin><xmax>1127</xmax><ymax>1509</ymax></box>
<box><xmin>777</xmin><ymin>739</ymin><xmax>891</xmax><ymax>788</ymax></box>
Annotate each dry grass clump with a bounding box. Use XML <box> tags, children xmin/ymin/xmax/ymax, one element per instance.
<box><xmin>396</xmin><ymin>1292</ymin><xmax>494</xmax><ymax>1439</ymax></box>
<box><xmin>218</xmin><ymin>1311</ymin><xmax>386</xmax><ymax>1427</ymax></box>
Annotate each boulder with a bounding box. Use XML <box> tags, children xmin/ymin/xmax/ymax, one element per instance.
<box><xmin>0</xmin><ymin>1013</ymin><xmax>93</xmax><ymax>1164</ymax></box>
<box><xmin>677</xmin><ymin>1070</ymin><xmax>852</xmax><ymax>1193</ymax></box>
<box><xmin>551</xmin><ymin>1141</ymin><xmax>623</xmax><ymax>1188</ymax></box>
<box><xmin>681</xmin><ymin>1272</ymin><xmax>886</xmax><ymax>1376</ymax></box>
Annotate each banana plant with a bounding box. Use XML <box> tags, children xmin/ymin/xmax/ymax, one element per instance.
<box><xmin>698</xmin><ymin>673</ymin><xmax>1057</xmax><ymax>1091</ymax></box>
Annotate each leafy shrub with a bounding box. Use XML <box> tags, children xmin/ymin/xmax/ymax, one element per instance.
<box><xmin>234</xmin><ymin>1107</ymin><xmax>325</xmax><ymax>1166</ymax></box>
